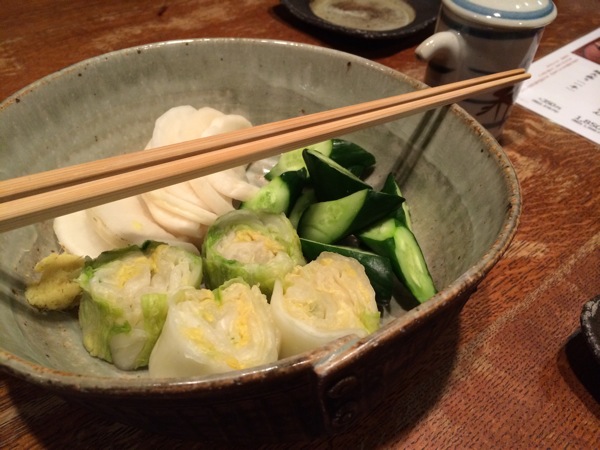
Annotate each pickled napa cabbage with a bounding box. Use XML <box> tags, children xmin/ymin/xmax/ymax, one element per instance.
<box><xmin>270</xmin><ymin>252</ymin><xmax>380</xmax><ymax>357</ymax></box>
<box><xmin>78</xmin><ymin>241</ymin><xmax>203</xmax><ymax>370</ymax></box>
<box><xmin>148</xmin><ymin>279</ymin><xmax>279</xmax><ymax>377</ymax></box>
<box><xmin>202</xmin><ymin>209</ymin><xmax>305</xmax><ymax>296</ymax></box>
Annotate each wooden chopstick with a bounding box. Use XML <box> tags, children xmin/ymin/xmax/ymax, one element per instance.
<box><xmin>0</xmin><ymin>68</ymin><xmax>527</xmax><ymax>203</ymax></box>
<box><xmin>0</xmin><ymin>69</ymin><xmax>529</xmax><ymax>232</ymax></box>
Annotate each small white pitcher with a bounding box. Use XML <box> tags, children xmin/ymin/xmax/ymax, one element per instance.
<box><xmin>416</xmin><ymin>0</ymin><xmax>557</xmax><ymax>139</ymax></box>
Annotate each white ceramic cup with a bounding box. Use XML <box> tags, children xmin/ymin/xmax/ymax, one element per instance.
<box><xmin>416</xmin><ymin>0</ymin><xmax>557</xmax><ymax>138</ymax></box>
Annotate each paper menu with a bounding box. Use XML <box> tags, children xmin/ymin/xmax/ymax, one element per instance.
<box><xmin>516</xmin><ymin>28</ymin><xmax>600</xmax><ymax>145</ymax></box>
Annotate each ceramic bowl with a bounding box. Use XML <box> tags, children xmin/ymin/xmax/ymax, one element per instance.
<box><xmin>0</xmin><ymin>38</ymin><xmax>521</xmax><ymax>442</ymax></box>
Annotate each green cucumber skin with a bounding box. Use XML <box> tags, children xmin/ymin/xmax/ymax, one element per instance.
<box><xmin>278</xmin><ymin>170</ymin><xmax>307</xmax><ymax>213</ymax></box>
<box><xmin>348</xmin><ymin>190</ymin><xmax>403</xmax><ymax>235</ymax></box>
<box><xmin>288</xmin><ymin>188</ymin><xmax>316</xmax><ymax>229</ymax></box>
<box><xmin>297</xmin><ymin>189</ymin><xmax>403</xmax><ymax>244</ymax></box>
<box><xmin>241</xmin><ymin>177</ymin><xmax>290</xmax><ymax>214</ymax></box>
<box><xmin>381</xmin><ymin>173</ymin><xmax>412</xmax><ymax>229</ymax></box>
<box><xmin>266</xmin><ymin>139</ymin><xmax>375</xmax><ymax>181</ymax></box>
<box><xmin>359</xmin><ymin>218</ymin><xmax>436</xmax><ymax>303</ymax></box>
<box><xmin>265</xmin><ymin>140</ymin><xmax>333</xmax><ymax>180</ymax></box>
<box><xmin>392</xmin><ymin>226</ymin><xmax>436</xmax><ymax>302</ymax></box>
<box><xmin>359</xmin><ymin>173</ymin><xmax>436</xmax><ymax>302</ymax></box>
<box><xmin>300</xmin><ymin>238</ymin><xmax>393</xmax><ymax>305</ymax></box>
<box><xmin>298</xmin><ymin>190</ymin><xmax>369</xmax><ymax>243</ymax></box>
<box><xmin>329</xmin><ymin>139</ymin><xmax>376</xmax><ymax>171</ymax></box>
<box><xmin>303</xmin><ymin>149</ymin><xmax>371</xmax><ymax>201</ymax></box>
<box><xmin>241</xmin><ymin>170</ymin><xmax>306</xmax><ymax>215</ymax></box>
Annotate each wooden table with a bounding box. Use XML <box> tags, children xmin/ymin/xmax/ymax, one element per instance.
<box><xmin>1</xmin><ymin>1</ymin><xmax>598</xmax><ymax>448</ymax></box>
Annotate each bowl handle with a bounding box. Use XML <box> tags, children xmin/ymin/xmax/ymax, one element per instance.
<box><xmin>310</xmin><ymin>335</ymin><xmax>367</xmax><ymax>430</ymax></box>
<box><xmin>309</xmin><ymin>290</ymin><xmax>471</xmax><ymax>434</ymax></box>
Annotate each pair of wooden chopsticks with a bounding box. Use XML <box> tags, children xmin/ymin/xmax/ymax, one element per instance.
<box><xmin>0</xmin><ymin>68</ymin><xmax>529</xmax><ymax>233</ymax></box>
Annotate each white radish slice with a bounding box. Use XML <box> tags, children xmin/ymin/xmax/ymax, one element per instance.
<box><xmin>200</xmin><ymin>114</ymin><xmax>252</xmax><ymax>138</ymax></box>
<box><xmin>87</xmin><ymin>196</ymin><xmax>179</xmax><ymax>248</ymax></box>
<box><xmin>206</xmin><ymin>168</ymin><xmax>260</xmax><ymax>202</ymax></box>
<box><xmin>142</xmin><ymin>190</ymin><xmax>218</xmax><ymax>225</ymax></box>
<box><xmin>142</xmin><ymin>200</ymin><xmax>207</xmax><ymax>241</ymax></box>
<box><xmin>150</xmin><ymin>105</ymin><xmax>197</xmax><ymax>148</ymax></box>
<box><xmin>53</xmin><ymin>210</ymin><xmax>114</xmax><ymax>258</ymax></box>
<box><xmin>229</xmin><ymin>165</ymin><xmax>248</xmax><ymax>178</ymax></box>
<box><xmin>164</xmin><ymin>182</ymin><xmax>211</xmax><ymax>210</ymax></box>
<box><xmin>189</xmin><ymin>177</ymin><xmax>235</xmax><ymax>216</ymax></box>
<box><xmin>195</xmin><ymin>106</ymin><xmax>228</xmax><ymax>131</ymax></box>
<box><xmin>150</xmin><ymin>106</ymin><xmax>224</xmax><ymax>148</ymax></box>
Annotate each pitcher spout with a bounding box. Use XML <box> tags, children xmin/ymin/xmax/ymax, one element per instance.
<box><xmin>416</xmin><ymin>30</ymin><xmax>462</xmax><ymax>64</ymax></box>
<box><xmin>416</xmin><ymin>31</ymin><xmax>464</xmax><ymax>85</ymax></box>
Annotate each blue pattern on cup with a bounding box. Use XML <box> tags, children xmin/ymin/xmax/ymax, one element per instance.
<box><xmin>452</xmin><ymin>0</ymin><xmax>556</xmax><ymax>21</ymax></box>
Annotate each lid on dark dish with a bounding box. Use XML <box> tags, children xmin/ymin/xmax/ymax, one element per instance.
<box><xmin>280</xmin><ymin>0</ymin><xmax>441</xmax><ymax>40</ymax></box>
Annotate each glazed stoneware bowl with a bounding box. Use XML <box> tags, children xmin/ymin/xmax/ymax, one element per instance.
<box><xmin>0</xmin><ymin>39</ymin><xmax>521</xmax><ymax>442</ymax></box>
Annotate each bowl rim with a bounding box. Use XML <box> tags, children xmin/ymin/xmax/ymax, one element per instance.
<box><xmin>0</xmin><ymin>37</ymin><xmax>522</xmax><ymax>395</ymax></box>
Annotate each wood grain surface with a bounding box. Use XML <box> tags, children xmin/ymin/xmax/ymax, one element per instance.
<box><xmin>1</xmin><ymin>1</ymin><xmax>599</xmax><ymax>448</ymax></box>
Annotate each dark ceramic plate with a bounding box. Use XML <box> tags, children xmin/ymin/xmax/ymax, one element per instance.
<box><xmin>581</xmin><ymin>295</ymin><xmax>600</xmax><ymax>363</ymax></box>
<box><xmin>280</xmin><ymin>0</ymin><xmax>440</xmax><ymax>40</ymax></box>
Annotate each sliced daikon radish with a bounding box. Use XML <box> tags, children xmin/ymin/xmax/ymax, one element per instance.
<box><xmin>189</xmin><ymin>177</ymin><xmax>235</xmax><ymax>216</ymax></box>
<box><xmin>200</xmin><ymin>114</ymin><xmax>252</xmax><ymax>138</ymax></box>
<box><xmin>143</xmin><ymin>199</ymin><xmax>208</xmax><ymax>242</ymax></box>
<box><xmin>150</xmin><ymin>106</ymin><xmax>223</xmax><ymax>148</ymax></box>
<box><xmin>142</xmin><ymin>190</ymin><xmax>218</xmax><ymax>225</ymax></box>
<box><xmin>87</xmin><ymin>196</ymin><xmax>179</xmax><ymax>248</ymax></box>
<box><xmin>206</xmin><ymin>168</ymin><xmax>260</xmax><ymax>201</ymax></box>
<box><xmin>53</xmin><ymin>210</ymin><xmax>114</xmax><ymax>258</ymax></box>
<box><xmin>164</xmin><ymin>182</ymin><xmax>211</xmax><ymax>209</ymax></box>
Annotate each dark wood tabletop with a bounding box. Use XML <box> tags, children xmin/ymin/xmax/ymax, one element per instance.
<box><xmin>1</xmin><ymin>1</ymin><xmax>599</xmax><ymax>448</ymax></box>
